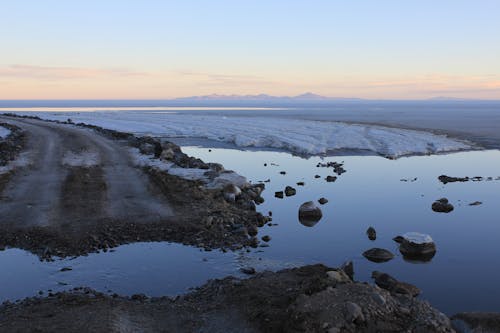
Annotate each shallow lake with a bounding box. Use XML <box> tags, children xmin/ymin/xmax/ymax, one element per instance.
<box><xmin>1</xmin><ymin>147</ymin><xmax>500</xmax><ymax>315</ymax></box>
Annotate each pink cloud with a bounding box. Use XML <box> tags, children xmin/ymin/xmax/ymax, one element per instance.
<box><xmin>0</xmin><ymin>64</ymin><xmax>149</xmax><ymax>80</ymax></box>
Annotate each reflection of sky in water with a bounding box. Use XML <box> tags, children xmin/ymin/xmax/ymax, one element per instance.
<box><xmin>1</xmin><ymin>149</ymin><xmax>499</xmax><ymax>315</ymax></box>
<box><xmin>181</xmin><ymin>148</ymin><xmax>500</xmax><ymax>315</ymax></box>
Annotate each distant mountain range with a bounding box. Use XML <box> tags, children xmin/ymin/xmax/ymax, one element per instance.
<box><xmin>173</xmin><ymin>93</ymin><xmax>479</xmax><ymax>102</ymax></box>
<box><xmin>174</xmin><ymin>93</ymin><xmax>363</xmax><ymax>102</ymax></box>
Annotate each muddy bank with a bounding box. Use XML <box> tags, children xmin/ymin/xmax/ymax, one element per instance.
<box><xmin>0</xmin><ymin>264</ymin><xmax>455</xmax><ymax>332</ymax></box>
<box><xmin>0</xmin><ymin>115</ymin><xmax>267</xmax><ymax>259</ymax></box>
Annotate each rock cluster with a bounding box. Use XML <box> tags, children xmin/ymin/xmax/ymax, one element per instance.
<box><xmin>438</xmin><ymin>174</ymin><xmax>493</xmax><ymax>184</ymax></box>
<box><xmin>438</xmin><ymin>175</ymin><xmax>469</xmax><ymax>184</ymax></box>
<box><xmin>316</xmin><ymin>161</ymin><xmax>346</xmax><ymax>175</ymax></box>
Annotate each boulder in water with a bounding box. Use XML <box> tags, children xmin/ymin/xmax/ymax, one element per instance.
<box><xmin>432</xmin><ymin>198</ymin><xmax>454</xmax><ymax>213</ymax></box>
<box><xmin>366</xmin><ymin>227</ymin><xmax>376</xmax><ymax>241</ymax></box>
<box><xmin>298</xmin><ymin>201</ymin><xmax>323</xmax><ymax>227</ymax></box>
<box><xmin>397</xmin><ymin>232</ymin><xmax>436</xmax><ymax>261</ymax></box>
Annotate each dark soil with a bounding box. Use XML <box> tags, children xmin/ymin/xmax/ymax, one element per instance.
<box><xmin>0</xmin><ymin>264</ymin><xmax>454</xmax><ymax>333</ymax></box>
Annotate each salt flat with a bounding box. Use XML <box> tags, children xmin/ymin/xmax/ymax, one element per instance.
<box><xmin>11</xmin><ymin>111</ymin><xmax>475</xmax><ymax>158</ymax></box>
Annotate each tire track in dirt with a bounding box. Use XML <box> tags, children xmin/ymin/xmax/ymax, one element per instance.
<box><xmin>0</xmin><ymin>117</ymin><xmax>174</xmax><ymax>229</ymax></box>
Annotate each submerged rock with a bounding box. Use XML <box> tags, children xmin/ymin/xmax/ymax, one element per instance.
<box><xmin>366</xmin><ymin>227</ymin><xmax>376</xmax><ymax>241</ymax></box>
<box><xmin>298</xmin><ymin>201</ymin><xmax>323</xmax><ymax>227</ymax></box>
<box><xmin>318</xmin><ymin>197</ymin><xmax>328</xmax><ymax>205</ymax></box>
<box><xmin>432</xmin><ymin>198</ymin><xmax>454</xmax><ymax>213</ymax></box>
<box><xmin>397</xmin><ymin>232</ymin><xmax>437</xmax><ymax>261</ymax></box>
<box><xmin>469</xmin><ymin>201</ymin><xmax>482</xmax><ymax>206</ymax></box>
<box><xmin>362</xmin><ymin>248</ymin><xmax>394</xmax><ymax>263</ymax></box>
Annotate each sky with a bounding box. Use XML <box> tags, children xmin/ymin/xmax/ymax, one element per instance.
<box><xmin>1</xmin><ymin>0</ymin><xmax>499</xmax><ymax>100</ymax></box>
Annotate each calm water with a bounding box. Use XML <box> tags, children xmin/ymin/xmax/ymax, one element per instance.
<box><xmin>1</xmin><ymin>147</ymin><xmax>499</xmax><ymax>315</ymax></box>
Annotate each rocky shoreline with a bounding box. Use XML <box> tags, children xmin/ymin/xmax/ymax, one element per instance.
<box><xmin>0</xmin><ymin>264</ymin><xmax>459</xmax><ymax>332</ymax></box>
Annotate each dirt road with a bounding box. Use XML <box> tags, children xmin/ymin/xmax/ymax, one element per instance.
<box><xmin>0</xmin><ymin>116</ymin><xmax>265</xmax><ymax>258</ymax></box>
<box><xmin>0</xmin><ymin>116</ymin><xmax>174</xmax><ymax>231</ymax></box>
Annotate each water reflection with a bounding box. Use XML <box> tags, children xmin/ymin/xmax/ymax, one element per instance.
<box><xmin>181</xmin><ymin>147</ymin><xmax>500</xmax><ymax>314</ymax></box>
<box><xmin>1</xmin><ymin>147</ymin><xmax>500</xmax><ymax>315</ymax></box>
<box><xmin>401</xmin><ymin>254</ymin><xmax>436</xmax><ymax>263</ymax></box>
<box><xmin>298</xmin><ymin>216</ymin><xmax>321</xmax><ymax>227</ymax></box>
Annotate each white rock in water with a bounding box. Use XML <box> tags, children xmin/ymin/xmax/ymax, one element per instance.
<box><xmin>402</xmin><ymin>232</ymin><xmax>433</xmax><ymax>244</ymax></box>
<box><xmin>399</xmin><ymin>232</ymin><xmax>436</xmax><ymax>261</ymax></box>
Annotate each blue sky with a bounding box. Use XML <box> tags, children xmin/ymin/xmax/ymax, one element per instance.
<box><xmin>1</xmin><ymin>0</ymin><xmax>499</xmax><ymax>99</ymax></box>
